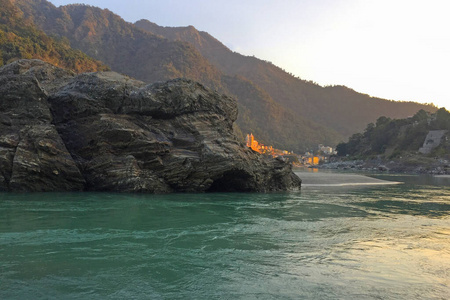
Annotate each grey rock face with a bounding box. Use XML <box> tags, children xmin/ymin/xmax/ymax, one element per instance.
<box><xmin>0</xmin><ymin>60</ymin><xmax>301</xmax><ymax>192</ymax></box>
<box><xmin>0</xmin><ymin>60</ymin><xmax>84</xmax><ymax>191</ymax></box>
<box><xmin>419</xmin><ymin>130</ymin><xmax>448</xmax><ymax>154</ymax></box>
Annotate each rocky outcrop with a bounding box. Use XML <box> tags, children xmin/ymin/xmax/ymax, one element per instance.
<box><xmin>0</xmin><ymin>59</ymin><xmax>301</xmax><ymax>192</ymax></box>
<box><xmin>0</xmin><ymin>60</ymin><xmax>85</xmax><ymax>192</ymax></box>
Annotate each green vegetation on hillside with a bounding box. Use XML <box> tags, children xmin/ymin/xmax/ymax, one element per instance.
<box><xmin>14</xmin><ymin>1</ymin><xmax>223</xmax><ymax>89</ymax></box>
<box><xmin>0</xmin><ymin>0</ymin><xmax>108</xmax><ymax>72</ymax></box>
<box><xmin>336</xmin><ymin>108</ymin><xmax>450</xmax><ymax>158</ymax></box>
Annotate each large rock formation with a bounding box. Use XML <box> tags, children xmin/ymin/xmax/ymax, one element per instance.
<box><xmin>0</xmin><ymin>59</ymin><xmax>301</xmax><ymax>192</ymax></box>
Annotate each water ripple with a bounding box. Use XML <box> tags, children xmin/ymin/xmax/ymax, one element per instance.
<box><xmin>1</xmin><ymin>175</ymin><xmax>450</xmax><ymax>299</ymax></box>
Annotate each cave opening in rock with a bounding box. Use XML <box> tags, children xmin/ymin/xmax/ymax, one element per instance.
<box><xmin>207</xmin><ymin>169</ymin><xmax>255</xmax><ymax>192</ymax></box>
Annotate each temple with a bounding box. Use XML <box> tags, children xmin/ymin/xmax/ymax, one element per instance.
<box><xmin>246</xmin><ymin>133</ymin><xmax>291</xmax><ymax>156</ymax></box>
<box><xmin>245</xmin><ymin>133</ymin><xmax>336</xmax><ymax>167</ymax></box>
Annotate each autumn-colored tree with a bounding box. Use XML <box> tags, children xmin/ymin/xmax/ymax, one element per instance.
<box><xmin>0</xmin><ymin>0</ymin><xmax>108</xmax><ymax>72</ymax></box>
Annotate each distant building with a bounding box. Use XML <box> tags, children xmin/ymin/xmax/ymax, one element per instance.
<box><xmin>245</xmin><ymin>133</ymin><xmax>289</xmax><ymax>157</ymax></box>
<box><xmin>318</xmin><ymin>144</ymin><xmax>335</xmax><ymax>155</ymax></box>
<box><xmin>246</xmin><ymin>133</ymin><xmax>261</xmax><ymax>152</ymax></box>
<box><xmin>304</xmin><ymin>156</ymin><xmax>320</xmax><ymax>165</ymax></box>
<box><xmin>246</xmin><ymin>133</ymin><xmax>253</xmax><ymax>148</ymax></box>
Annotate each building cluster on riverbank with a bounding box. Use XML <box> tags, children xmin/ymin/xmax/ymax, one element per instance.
<box><xmin>246</xmin><ymin>133</ymin><xmax>292</xmax><ymax>157</ymax></box>
<box><xmin>245</xmin><ymin>133</ymin><xmax>336</xmax><ymax>166</ymax></box>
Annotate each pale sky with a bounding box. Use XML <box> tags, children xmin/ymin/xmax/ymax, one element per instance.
<box><xmin>48</xmin><ymin>0</ymin><xmax>450</xmax><ymax>109</ymax></box>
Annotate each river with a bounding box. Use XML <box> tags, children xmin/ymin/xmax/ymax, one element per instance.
<box><xmin>1</xmin><ymin>171</ymin><xmax>449</xmax><ymax>299</ymax></box>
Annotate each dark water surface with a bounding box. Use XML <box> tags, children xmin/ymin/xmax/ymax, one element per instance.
<box><xmin>1</xmin><ymin>172</ymin><xmax>449</xmax><ymax>299</ymax></box>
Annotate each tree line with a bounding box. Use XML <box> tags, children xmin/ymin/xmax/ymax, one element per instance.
<box><xmin>336</xmin><ymin>108</ymin><xmax>450</xmax><ymax>158</ymax></box>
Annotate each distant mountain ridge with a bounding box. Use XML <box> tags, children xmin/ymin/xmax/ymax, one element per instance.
<box><xmin>9</xmin><ymin>0</ymin><xmax>436</xmax><ymax>152</ymax></box>
<box><xmin>13</xmin><ymin>0</ymin><xmax>223</xmax><ymax>88</ymax></box>
<box><xmin>135</xmin><ymin>19</ymin><xmax>436</xmax><ymax>138</ymax></box>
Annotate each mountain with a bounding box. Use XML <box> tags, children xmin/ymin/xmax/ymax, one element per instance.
<box><xmin>10</xmin><ymin>0</ymin><xmax>436</xmax><ymax>152</ymax></box>
<box><xmin>0</xmin><ymin>0</ymin><xmax>107</xmax><ymax>73</ymax></box>
<box><xmin>13</xmin><ymin>0</ymin><xmax>224</xmax><ymax>89</ymax></box>
<box><xmin>12</xmin><ymin>0</ymin><xmax>341</xmax><ymax>152</ymax></box>
<box><xmin>134</xmin><ymin>19</ymin><xmax>437</xmax><ymax>138</ymax></box>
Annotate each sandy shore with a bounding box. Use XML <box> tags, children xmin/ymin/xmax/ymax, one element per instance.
<box><xmin>295</xmin><ymin>171</ymin><xmax>402</xmax><ymax>187</ymax></box>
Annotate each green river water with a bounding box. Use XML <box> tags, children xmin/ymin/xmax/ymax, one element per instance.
<box><xmin>1</xmin><ymin>171</ymin><xmax>449</xmax><ymax>299</ymax></box>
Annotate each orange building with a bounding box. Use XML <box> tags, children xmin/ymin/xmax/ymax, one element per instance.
<box><xmin>246</xmin><ymin>133</ymin><xmax>261</xmax><ymax>152</ymax></box>
<box><xmin>246</xmin><ymin>133</ymin><xmax>285</xmax><ymax>157</ymax></box>
<box><xmin>306</xmin><ymin>156</ymin><xmax>320</xmax><ymax>165</ymax></box>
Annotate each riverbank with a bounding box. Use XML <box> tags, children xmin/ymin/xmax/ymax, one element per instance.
<box><xmin>316</xmin><ymin>155</ymin><xmax>450</xmax><ymax>175</ymax></box>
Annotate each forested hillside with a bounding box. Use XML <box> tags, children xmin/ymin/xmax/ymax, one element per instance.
<box><xmin>14</xmin><ymin>0</ymin><xmax>224</xmax><ymax>89</ymax></box>
<box><xmin>336</xmin><ymin>108</ymin><xmax>450</xmax><ymax>158</ymax></box>
<box><xmin>0</xmin><ymin>0</ymin><xmax>107</xmax><ymax>72</ymax></box>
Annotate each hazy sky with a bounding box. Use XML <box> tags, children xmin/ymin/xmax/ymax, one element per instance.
<box><xmin>48</xmin><ymin>0</ymin><xmax>450</xmax><ymax>109</ymax></box>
